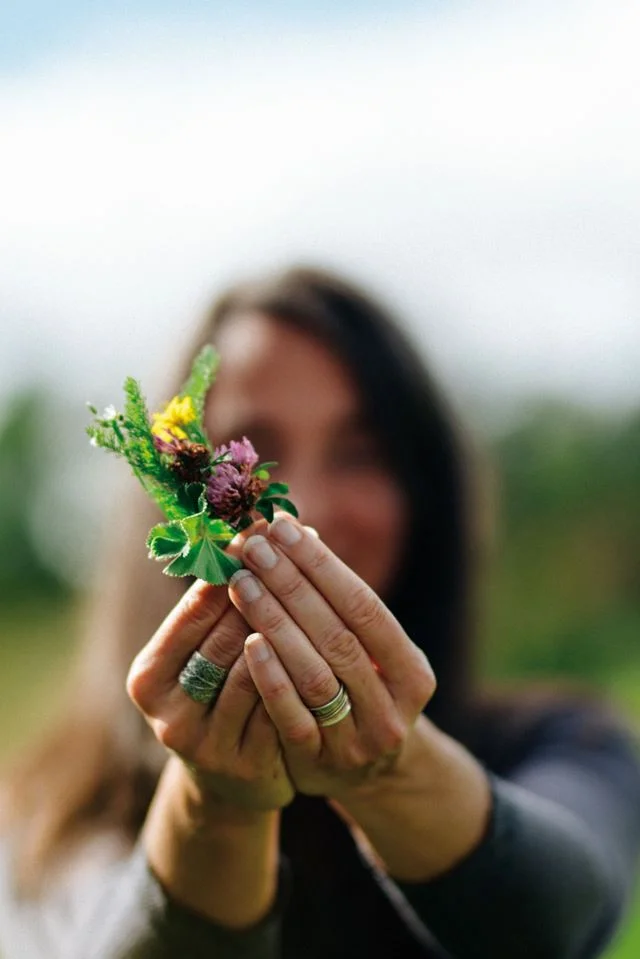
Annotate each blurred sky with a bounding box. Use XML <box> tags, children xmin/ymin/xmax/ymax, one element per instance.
<box><xmin>1</xmin><ymin>0</ymin><xmax>640</xmax><ymax>415</ymax></box>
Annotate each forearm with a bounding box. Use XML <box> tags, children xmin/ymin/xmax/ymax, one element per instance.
<box><xmin>394</xmin><ymin>774</ymin><xmax>622</xmax><ymax>959</ymax></box>
<box><xmin>143</xmin><ymin>757</ymin><xmax>281</xmax><ymax>930</ymax></box>
<box><xmin>333</xmin><ymin>716</ymin><xmax>627</xmax><ymax>959</ymax></box>
<box><xmin>334</xmin><ymin>714</ymin><xmax>492</xmax><ymax>881</ymax></box>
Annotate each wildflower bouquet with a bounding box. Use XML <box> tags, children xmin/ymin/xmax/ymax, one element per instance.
<box><xmin>86</xmin><ymin>346</ymin><xmax>297</xmax><ymax>585</ymax></box>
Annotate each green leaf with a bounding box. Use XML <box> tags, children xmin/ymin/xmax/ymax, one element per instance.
<box><xmin>256</xmin><ymin>461</ymin><xmax>278</xmax><ymax>471</ymax></box>
<box><xmin>159</xmin><ymin>508</ymin><xmax>241</xmax><ymax>584</ymax></box>
<box><xmin>177</xmin><ymin>482</ymin><xmax>205</xmax><ymax>514</ymax></box>
<box><xmin>180</xmin><ymin>345</ymin><xmax>219</xmax><ymax>421</ymax></box>
<box><xmin>146</xmin><ymin>522</ymin><xmax>189</xmax><ymax>558</ymax></box>
<box><xmin>163</xmin><ymin>537</ymin><xmax>242</xmax><ymax>583</ymax></box>
<box><xmin>267</xmin><ymin>497</ymin><xmax>299</xmax><ymax>518</ymax></box>
<box><xmin>263</xmin><ymin>481</ymin><xmax>289</xmax><ymax>498</ymax></box>
<box><xmin>181</xmin><ymin>511</ymin><xmax>235</xmax><ymax>546</ymax></box>
<box><xmin>256</xmin><ymin>500</ymin><xmax>274</xmax><ymax>523</ymax></box>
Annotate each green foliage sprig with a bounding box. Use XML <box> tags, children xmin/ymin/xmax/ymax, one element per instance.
<box><xmin>87</xmin><ymin>346</ymin><xmax>297</xmax><ymax>585</ymax></box>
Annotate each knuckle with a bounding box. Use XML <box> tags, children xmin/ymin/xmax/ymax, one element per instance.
<box><xmin>343</xmin><ymin>585</ymin><xmax>386</xmax><ymax>633</ymax></box>
<box><xmin>379</xmin><ymin>719</ymin><xmax>406</xmax><ymax>756</ymax></box>
<box><xmin>260</xmin><ymin>605</ymin><xmax>287</xmax><ymax>637</ymax></box>
<box><xmin>284</xmin><ymin>719</ymin><xmax>317</xmax><ymax>748</ymax></box>
<box><xmin>297</xmin><ymin>664</ymin><xmax>336</xmax><ymax>705</ymax></box>
<box><xmin>229</xmin><ymin>662</ymin><xmax>257</xmax><ymax>697</ymax></box>
<box><xmin>126</xmin><ymin>657</ymin><xmax>156</xmax><ymax>712</ymax></box>
<box><xmin>179</xmin><ymin>584</ymin><xmax>219</xmax><ymax>627</ymax></box>
<box><xmin>320</xmin><ymin>624</ymin><xmax>362</xmax><ymax>671</ymax></box>
<box><xmin>275</xmin><ymin>574</ymin><xmax>307</xmax><ymax>604</ymax></box>
<box><xmin>201</xmin><ymin>612</ymin><xmax>245</xmax><ymax>664</ymax></box>
<box><xmin>267</xmin><ymin>678</ymin><xmax>291</xmax><ymax>702</ymax></box>
<box><xmin>411</xmin><ymin>653</ymin><xmax>437</xmax><ymax>706</ymax></box>
<box><xmin>155</xmin><ymin>719</ymin><xmax>189</xmax><ymax>755</ymax></box>
<box><xmin>340</xmin><ymin>741</ymin><xmax>370</xmax><ymax>772</ymax></box>
<box><xmin>307</xmin><ymin>546</ymin><xmax>331</xmax><ymax>575</ymax></box>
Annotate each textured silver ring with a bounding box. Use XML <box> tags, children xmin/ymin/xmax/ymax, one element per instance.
<box><xmin>309</xmin><ymin>682</ymin><xmax>352</xmax><ymax>728</ymax></box>
<box><xmin>179</xmin><ymin>651</ymin><xmax>229</xmax><ymax>705</ymax></box>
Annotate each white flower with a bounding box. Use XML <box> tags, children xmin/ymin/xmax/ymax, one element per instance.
<box><xmin>102</xmin><ymin>404</ymin><xmax>117</xmax><ymax>419</ymax></box>
<box><xmin>89</xmin><ymin>436</ymin><xmax>98</xmax><ymax>447</ymax></box>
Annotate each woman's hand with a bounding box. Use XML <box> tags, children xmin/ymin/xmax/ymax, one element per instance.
<box><xmin>126</xmin><ymin>579</ymin><xmax>295</xmax><ymax>811</ymax></box>
<box><xmin>228</xmin><ymin>514</ymin><xmax>437</xmax><ymax>801</ymax></box>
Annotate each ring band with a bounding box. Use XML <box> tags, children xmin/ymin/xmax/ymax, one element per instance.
<box><xmin>179</xmin><ymin>651</ymin><xmax>229</xmax><ymax>705</ymax></box>
<box><xmin>309</xmin><ymin>683</ymin><xmax>352</xmax><ymax>728</ymax></box>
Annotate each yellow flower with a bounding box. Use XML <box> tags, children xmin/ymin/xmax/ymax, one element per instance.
<box><xmin>151</xmin><ymin>395</ymin><xmax>196</xmax><ymax>442</ymax></box>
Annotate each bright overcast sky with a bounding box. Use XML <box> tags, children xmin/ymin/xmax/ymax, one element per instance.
<box><xmin>1</xmin><ymin>0</ymin><xmax>640</xmax><ymax>415</ymax></box>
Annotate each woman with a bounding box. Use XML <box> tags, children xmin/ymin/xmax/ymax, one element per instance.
<box><xmin>1</xmin><ymin>266</ymin><xmax>639</xmax><ymax>958</ymax></box>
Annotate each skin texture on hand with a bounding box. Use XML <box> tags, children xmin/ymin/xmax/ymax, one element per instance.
<box><xmin>228</xmin><ymin>514</ymin><xmax>436</xmax><ymax>801</ymax></box>
<box><xmin>128</xmin><ymin>512</ymin><xmax>489</xmax><ymax>922</ymax></box>
<box><xmin>127</xmin><ymin>577</ymin><xmax>294</xmax><ymax>811</ymax></box>
<box><xmin>126</xmin><ymin>577</ymin><xmax>292</xmax><ymax>928</ymax></box>
<box><xmin>142</xmin><ymin>757</ymin><xmax>281</xmax><ymax>929</ymax></box>
<box><xmin>229</xmin><ymin>514</ymin><xmax>491</xmax><ymax>881</ymax></box>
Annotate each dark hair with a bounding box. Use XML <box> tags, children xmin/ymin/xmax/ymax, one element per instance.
<box><xmin>2</xmin><ymin>265</ymin><xmax>485</xmax><ymax>890</ymax></box>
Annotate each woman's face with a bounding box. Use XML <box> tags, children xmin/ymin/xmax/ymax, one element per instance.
<box><xmin>205</xmin><ymin>312</ymin><xmax>410</xmax><ymax>598</ymax></box>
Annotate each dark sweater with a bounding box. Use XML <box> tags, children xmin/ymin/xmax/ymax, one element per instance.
<box><xmin>2</xmin><ymin>703</ymin><xmax>639</xmax><ymax>959</ymax></box>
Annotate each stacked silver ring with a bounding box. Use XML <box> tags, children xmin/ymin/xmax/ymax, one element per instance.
<box><xmin>179</xmin><ymin>651</ymin><xmax>229</xmax><ymax>705</ymax></box>
<box><xmin>309</xmin><ymin>683</ymin><xmax>352</xmax><ymax>727</ymax></box>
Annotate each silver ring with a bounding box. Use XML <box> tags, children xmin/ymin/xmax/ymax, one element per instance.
<box><xmin>309</xmin><ymin>683</ymin><xmax>352</xmax><ymax>728</ymax></box>
<box><xmin>179</xmin><ymin>651</ymin><xmax>229</xmax><ymax>705</ymax></box>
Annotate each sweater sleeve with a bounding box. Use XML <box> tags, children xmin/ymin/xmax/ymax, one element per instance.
<box><xmin>394</xmin><ymin>709</ymin><xmax>640</xmax><ymax>959</ymax></box>
<box><xmin>0</xmin><ymin>839</ymin><xmax>290</xmax><ymax>959</ymax></box>
<box><xmin>74</xmin><ymin>846</ymin><xmax>291</xmax><ymax>959</ymax></box>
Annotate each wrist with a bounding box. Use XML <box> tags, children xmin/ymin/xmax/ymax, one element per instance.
<box><xmin>161</xmin><ymin>755</ymin><xmax>280</xmax><ymax>836</ymax></box>
<box><xmin>332</xmin><ymin>715</ymin><xmax>492</xmax><ymax>882</ymax></box>
<box><xmin>333</xmin><ymin>714</ymin><xmax>441</xmax><ymax>810</ymax></box>
<box><xmin>144</xmin><ymin>757</ymin><xmax>282</xmax><ymax>929</ymax></box>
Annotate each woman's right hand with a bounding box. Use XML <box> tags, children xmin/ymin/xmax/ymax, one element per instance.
<box><xmin>126</xmin><ymin>577</ymin><xmax>295</xmax><ymax>811</ymax></box>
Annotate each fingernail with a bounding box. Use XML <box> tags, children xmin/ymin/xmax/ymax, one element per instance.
<box><xmin>245</xmin><ymin>633</ymin><xmax>271</xmax><ymax>664</ymax></box>
<box><xmin>304</xmin><ymin>526</ymin><xmax>319</xmax><ymax>538</ymax></box>
<box><xmin>244</xmin><ymin>534</ymin><xmax>278</xmax><ymax>569</ymax></box>
<box><xmin>270</xmin><ymin>516</ymin><xmax>302</xmax><ymax>545</ymax></box>
<box><xmin>229</xmin><ymin>569</ymin><xmax>263</xmax><ymax>602</ymax></box>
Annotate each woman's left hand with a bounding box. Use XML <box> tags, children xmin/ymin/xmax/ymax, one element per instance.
<box><xmin>227</xmin><ymin>514</ymin><xmax>436</xmax><ymax>801</ymax></box>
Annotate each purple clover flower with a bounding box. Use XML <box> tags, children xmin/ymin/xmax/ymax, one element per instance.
<box><xmin>206</xmin><ymin>439</ymin><xmax>265</xmax><ymax>525</ymax></box>
<box><xmin>214</xmin><ymin>436</ymin><xmax>259</xmax><ymax>470</ymax></box>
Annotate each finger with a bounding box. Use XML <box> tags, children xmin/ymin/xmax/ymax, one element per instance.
<box><xmin>266</xmin><ymin>514</ymin><xmax>434</xmax><ymax>700</ymax></box>
<box><xmin>203</xmin><ymin>651</ymin><xmax>261</xmax><ymax>752</ymax></box>
<box><xmin>171</xmin><ymin>604</ymin><xmax>250</xmax><ymax>711</ymax></box>
<box><xmin>244</xmin><ymin>633</ymin><xmax>322</xmax><ymax>756</ymax></box>
<box><xmin>239</xmin><ymin>533</ymin><xmax>391</xmax><ymax>724</ymax></box>
<box><xmin>240</xmin><ymin>699</ymin><xmax>282</xmax><ymax>766</ymax></box>
<box><xmin>228</xmin><ymin>569</ymin><xmax>353</xmax><ymax>726</ymax></box>
<box><xmin>130</xmin><ymin>604</ymin><xmax>250</xmax><ymax>756</ymax></box>
<box><xmin>134</xmin><ymin>578</ymin><xmax>232</xmax><ymax>687</ymax></box>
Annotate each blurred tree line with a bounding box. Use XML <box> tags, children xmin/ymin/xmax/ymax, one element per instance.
<box><xmin>0</xmin><ymin>389</ymin><xmax>71</xmax><ymax>601</ymax></box>
<box><xmin>1</xmin><ymin>386</ymin><xmax>639</xmax><ymax>686</ymax></box>
<box><xmin>486</xmin><ymin>401</ymin><xmax>640</xmax><ymax>681</ymax></box>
